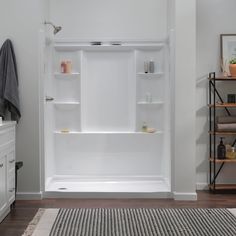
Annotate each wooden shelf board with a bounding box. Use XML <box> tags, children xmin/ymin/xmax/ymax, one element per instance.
<box><xmin>209</xmin><ymin>184</ymin><xmax>236</xmax><ymax>190</ymax></box>
<box><xmin>209</xmin><ymin>131</ymin><xmax>236</xmax><ymax>135</ymax></box>
<box><xmin>209</xmin><ymin>75</ymin><xmax>236</xmax><ymax>81</ymax></box>
<box><xmin>209</xmin><ymin>158</ymin><xmax>236</xmax><ymax>163</ymax></box>
<box><xmin>208</xmin><ymin>103</ymin><xmax>236</xmax><ymax>108</ymax></box>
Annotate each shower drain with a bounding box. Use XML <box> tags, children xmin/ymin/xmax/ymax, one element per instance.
<box><xmin>58</xmin><ymin>187</ymin><xmax>67</xmax><ymax>190</ymax></box>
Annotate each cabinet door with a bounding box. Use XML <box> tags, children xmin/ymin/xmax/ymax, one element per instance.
<box><xmin>0</xmin><ymin>156</ymin><xmax>7</xmax><ymax>215</ymax></box>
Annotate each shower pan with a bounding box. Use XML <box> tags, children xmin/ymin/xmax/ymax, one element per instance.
<box><xmin>42</xmin><ymin>40</ymin><xmax>172</xmax><ymax>198</ymax></box>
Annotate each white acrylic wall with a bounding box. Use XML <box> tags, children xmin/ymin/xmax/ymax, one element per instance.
<box><xmin>196</xmin><ymin>0</ymin><xmax>236</xmax><ymax>189</ymax></box>
<box><xmin>82</xmin><ymin>51</ymin><xmax>135</xmax><ymax>132</ymax></box>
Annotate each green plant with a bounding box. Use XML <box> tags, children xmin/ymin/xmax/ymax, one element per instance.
<box><xmin>229</xmin><ymin>58</ymin><xmax>236</xmax><ymax>64</ymax></box>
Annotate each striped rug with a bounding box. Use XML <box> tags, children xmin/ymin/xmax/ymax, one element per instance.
<box><xmin>48</xmin><ymin>208</ymin><xmax>236</xmax><ymax>236</ymax></box>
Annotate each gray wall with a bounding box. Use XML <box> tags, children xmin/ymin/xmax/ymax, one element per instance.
<box><xmin>196</xmin><ymin>0</ymin><xmax>236</xmax><ymax>188</ymax></box>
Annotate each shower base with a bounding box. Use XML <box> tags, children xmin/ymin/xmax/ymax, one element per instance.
<box><xmin>44</xmin><ymin>176</ymin><xmax>171</xmax><ymax>198</ymax></box>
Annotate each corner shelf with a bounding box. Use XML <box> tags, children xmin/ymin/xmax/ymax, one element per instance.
<box><xmin>54</xmin><ymin>72</ymin><xmax>80</xmax><ymax>79</ymax></box>
<box><xmin>137</xmin><ymin>101</ymin><xmax>164</xmax><ymax>105</ymax></box>
<box><xmin>136</xmin><ymin>72</ymin><xmax>163</xmax><ymax>78</ymax></box>
<box><xmin>54</xmin><ymin>101</ymin><xmax>80</xmax><ymax>105</ymax></box>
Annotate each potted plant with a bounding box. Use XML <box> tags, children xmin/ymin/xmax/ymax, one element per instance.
<box><xmin>229</xmin><ymin>58</ymin><xmax>236</xmax><ymax>77</ymax></box>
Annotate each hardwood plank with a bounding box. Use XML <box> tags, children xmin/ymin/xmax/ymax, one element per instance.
<box><xmin>1</xmin><ymin>191</ymin><xmax>236</xmax><ymax>236</ymax></box>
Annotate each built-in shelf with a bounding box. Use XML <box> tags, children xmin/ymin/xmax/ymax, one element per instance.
<box><xmin>209</xmin><ymin>158</ymin><xmax>236</xmax><ymax>163</ymax></box>
<box><xmin>54</xmin><ymin>131</ymin><xmax>163</xmax><ymax>135</ymax></box>
<box><xmin>137</xmin><ymin>101</ymin><xmax>164</xmax><ymax>105</ymax></box>
<box><xmin>54</xmin><ymin>101</ymin><xmax>80</xmax><ymax>105</ymax></box>
<box><xmin>54</xmin><ymin>42</ymin><xmax>165</xmax><ymax>52</ymax></box>
<box><xmin>54</xmin><ymin>72</ymin><xmax>80</xmax><ymax>78</ymax></box>
<box><xmin>136</xmin><ymin>72</ymin><xmax>163</xmax><ymax>78</ymax></box>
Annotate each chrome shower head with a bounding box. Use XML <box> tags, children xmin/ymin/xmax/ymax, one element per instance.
<box><xmin>44</xmin><ymin>21</ymin><xmax>62</xmax><ymax>35</ymax></box>
<box><xmin>54</xmin><ymin>26</ymin><xmax>62</xmax><ymax>35</ymax></box>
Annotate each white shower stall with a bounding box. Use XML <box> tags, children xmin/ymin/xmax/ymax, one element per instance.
<box><xmin>42</xmin><ymin>0</ymin><xmax>173</xmax><ymax>198</ymax></box>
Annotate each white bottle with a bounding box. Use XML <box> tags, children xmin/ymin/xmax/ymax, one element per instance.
<box><xmin>149</xmin><ymin>60</ymin><xmax>155</xmax><ymax>73</ymax></box>
<box><xmin>144</xmin><ymin>61</ymin><xmax>149</xmax><ymax>73</ymax></box>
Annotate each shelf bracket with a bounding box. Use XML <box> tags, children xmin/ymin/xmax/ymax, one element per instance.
<box><xmin>211</xmin><ymin>162</ymin><xmax>225</xmax><ymax>185</ymax></box>
<box><xmin>210</xmin><ymin>81</ymin><xmax>231</xmax><ymax>116</ymax></box>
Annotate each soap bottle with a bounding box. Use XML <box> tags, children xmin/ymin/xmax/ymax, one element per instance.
<box><xmin>217</xmin><ymin>137</ymin><xmax>226</xmax><ymax>159</ymax></box>
<box><xmin>142</xmin><ymin>122</ymin><xmax>148</xmax><ymax>132</ymax></box>
<box><xmin>149</xmin><ymin>60</ymin><xmax>155</xmax><ymax>73</ymax></box>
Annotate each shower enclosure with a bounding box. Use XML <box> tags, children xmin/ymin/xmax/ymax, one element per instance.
<box><xmin>42</xmin><ymin>39</ymin><xmax>172</xmax><ymax>198</ymax></box>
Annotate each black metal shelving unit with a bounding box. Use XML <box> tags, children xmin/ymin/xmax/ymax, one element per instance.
<box><xmin>208</xmin><ymin>72</ymin><xmax>236</xmax><ymax>193</ymax></box>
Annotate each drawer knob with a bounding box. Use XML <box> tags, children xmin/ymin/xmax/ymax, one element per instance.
<box><xmin>9</xmin><ymin>188</ymin><xmax>15</xmax><ymax>193</ymax></box>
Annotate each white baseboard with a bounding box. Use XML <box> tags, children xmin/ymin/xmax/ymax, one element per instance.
<box><xmin>16</xmin><ymin>192</ymin><xmax>43</xmax><ymax>200</ymax></box>
<box><xmin>173</xmin><ymin>192</ymin><xmax>197</xmax><ymax>201</ymax></box>
<box><xmin>196</xmin><ymin>182</ymin><xmax>208</xmax><ymax>190</ymax></box>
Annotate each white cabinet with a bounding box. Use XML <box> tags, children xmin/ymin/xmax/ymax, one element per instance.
<box><xmin>0</xmin><ymin>155</ymin><xmax>7</xmax><ymax>220</ymax></box>
<box><xmin>0</xmin><ymin>122</ymin><xmax>16</xmax><ymax>223</ymax></box>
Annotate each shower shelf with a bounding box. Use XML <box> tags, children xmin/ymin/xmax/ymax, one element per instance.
<box><xmin>54</xmin><ymin>101</ymin><xmax>80</xmax><ymax>105</ymax></box>
<box><xmin>54</xmin><ymin>43</ymin><xmax>165</xmax><ymax>52</ymax></box>
<box><xmin>54</xmin><ymin>131</ymin><xmax>163</xmax><ymax>134</ymax></box>
<box><xmin>54</xmin><ymin>72</ymin><xmax>80</xmax><ymax>78</ymax></box>
<box><xmin>137</xmin><ymin>101</ymin><xmax>164</xmax><ymax>105</ymax></box>
<box><xmin>136</xmin><ymin>72</ymin><xmax>163</xmax><ymax>78</ymax></box>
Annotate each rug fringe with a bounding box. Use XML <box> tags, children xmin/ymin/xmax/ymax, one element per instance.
<box><xmin>21</xmin><ymin>208</ymin><xmax>45</xmax><ymax>236</ymax></box>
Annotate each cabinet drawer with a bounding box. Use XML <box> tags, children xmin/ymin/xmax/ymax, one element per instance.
<box><xmin>0</xmin><ymin>128</ymin><xmax>15</xmax><ymax>145</ymax></box>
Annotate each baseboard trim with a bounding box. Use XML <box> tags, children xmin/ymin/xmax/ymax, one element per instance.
<box><xmin>16</xmin><ymin>192</ymin><xmax>43</xmax><ymax>200</ymax></box>
<box><xmin>173</xmin><ymin>191</ymin><xmax>197</xmax><ymax>201</ymax></box>
<box><xmin>196</xmin><ymin>182</ymin><xmax>208</xmax><ymax>190</ymax></box>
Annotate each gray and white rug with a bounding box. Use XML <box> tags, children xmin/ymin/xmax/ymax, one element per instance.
<box><xmin>22</xmin><ymin>208</ymin><xmax>236</xmax><ymax>236</ymax></box>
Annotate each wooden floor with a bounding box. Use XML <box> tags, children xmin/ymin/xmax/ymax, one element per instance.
<box><xmin>1</xmin><ymin>191</ymin><xmax>236</xmax><ymax>236</ymax></box>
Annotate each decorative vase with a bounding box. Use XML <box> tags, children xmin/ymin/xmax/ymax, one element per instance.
<box><xmin>229</xmin><ymin>64</ymin><xmax>236</xmax><ymax>77</ymax></box>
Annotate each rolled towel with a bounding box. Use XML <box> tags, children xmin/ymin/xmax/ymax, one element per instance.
<box><xmin>217</xmin><ymin>116</ymin><xmax>236</xmax><ymax>124</ymax></box>
<box><xmin>217</xmin><ymin>123</ymin><xmax>236</xmax><ymax>131</ymax></box>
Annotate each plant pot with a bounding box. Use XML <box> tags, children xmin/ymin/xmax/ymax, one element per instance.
<box><xmin>229</xmin><ymin>64</ymin><xmax>236</xmax><ymax>77</ymax></box>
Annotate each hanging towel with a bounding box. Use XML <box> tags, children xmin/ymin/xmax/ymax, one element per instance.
<box><xmin>0</xmin><ymin>39</ymin><xmax>21</xmax><ymax>122</ymax></box>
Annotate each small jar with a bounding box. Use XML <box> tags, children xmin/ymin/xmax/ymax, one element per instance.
<box><xmin>65</xmin><ymin>61</ymin><xmax>72</xmax><ymax>74</ymax></box>
<box><xmin>142</xmin><ymin>122</ymin><xmax>148</xmax><ymax>132</ymax></box>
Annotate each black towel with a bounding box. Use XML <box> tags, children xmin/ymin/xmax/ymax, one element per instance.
<box><xmin>0</xmin><ymin>39</ymin><xmax>21</xmax><ymax>122</ymax></box>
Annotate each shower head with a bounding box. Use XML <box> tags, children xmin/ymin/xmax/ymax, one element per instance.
<box><xmin>44</xmin><ymin>21</ymin><xmax>62</xmax><ymax>35</ymax></box>
<box><xmin>53</xmin><ymin>26</ymin><xmax>62</xmax><ymax>35</ymax></box>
